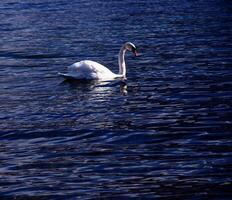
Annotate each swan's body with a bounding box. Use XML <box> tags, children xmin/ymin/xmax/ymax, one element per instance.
<box><xmin>61</xmin><ymin>60</ymin><xmax>123</xmax><ymax>80</ymax></box>
<box><xmin>59</xmin><ymin>42</ymin><xmax>137</xmax><ymax>80</ymax></box>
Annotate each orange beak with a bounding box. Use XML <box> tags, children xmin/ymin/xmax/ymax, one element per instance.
<box><xmin>133</xmin><ymin>50</ymin><xmax>138</xmax><ymax>56</ymax></box>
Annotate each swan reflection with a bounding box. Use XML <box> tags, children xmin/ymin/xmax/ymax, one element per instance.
<box><xmin>120</xmin><ymin>81</ymin><xmax>128</xmax><ymax>95</ymax></box>
<box><xmin>60</xmin><ymin>78</ymin><xmax>128</xmax><ymax>96</ymax></box>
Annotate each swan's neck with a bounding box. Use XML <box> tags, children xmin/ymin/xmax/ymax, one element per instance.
<box><xmin>118</xmin><ymin>46</ymin><xmax>126</xmax><ymax>77</ymax></box>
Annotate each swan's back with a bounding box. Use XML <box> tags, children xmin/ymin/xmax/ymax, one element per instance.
<box><xmin>67</xmin><ymin>60</ymin><xmax>117</xmax><ymax>80</ymax></box>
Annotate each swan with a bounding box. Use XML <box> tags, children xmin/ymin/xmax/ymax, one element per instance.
<box><xmin>59</xmin><ymin>42</ymin><xmax>138</xmax><ymax>80</ymax></box>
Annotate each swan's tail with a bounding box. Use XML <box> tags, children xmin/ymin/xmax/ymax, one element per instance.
<box><xmin>58</xmin><ymin>72</ymin><xmax>77</xmax><ymax>80</ymax></box>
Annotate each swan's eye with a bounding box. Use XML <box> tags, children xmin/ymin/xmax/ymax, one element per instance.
<box><xmin>132</xmin><ymin>47</ymin><xmax>138</xmax><ymax>56</ymax></box>
<box><xmin>132</xmin><ymin>47</ymin><xmax>137</xmax><ymax>53</ymax></box>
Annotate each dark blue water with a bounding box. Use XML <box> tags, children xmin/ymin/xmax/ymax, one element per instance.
<box><xmin>0</xmin><ymin>0</ymin><xmax>232</xmax><ymax>199</ymax></box>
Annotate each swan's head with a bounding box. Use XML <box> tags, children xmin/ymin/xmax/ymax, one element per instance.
<box><xmin>125</xmin><ymin>42</ymin><xmax>138</xmax><ymax>56</ymax></box>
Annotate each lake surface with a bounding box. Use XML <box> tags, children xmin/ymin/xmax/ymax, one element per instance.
<box><xmin>0</xmin><ymin>0</ymin><xmax>232</xmax><ymax>199</ymax></box>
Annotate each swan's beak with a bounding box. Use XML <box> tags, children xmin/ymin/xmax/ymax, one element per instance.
<box><xmin>133</xmin><ymin>50</ymin><xmax>138</xmax><ymax>56</ymax></box>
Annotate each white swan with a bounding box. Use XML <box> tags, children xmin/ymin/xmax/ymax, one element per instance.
<box><xmin>59</xmin><ymin>42</ymin><xmax>138</xmax><ymax>80</ymax></box>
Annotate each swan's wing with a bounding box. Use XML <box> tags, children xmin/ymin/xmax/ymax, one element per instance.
<box><xmin>66</xmin><ymin>60</ymin><xmax>117</xmax><ymax>80</ymax></box>
<box><xmin>59</xmin><ymin>61</ymin><xmax>93</xmax><ymax>79</ymax></box>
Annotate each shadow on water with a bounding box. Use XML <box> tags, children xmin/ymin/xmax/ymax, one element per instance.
<box><xmin>59</xmin><ymin>78</ymin><xmax>99</xmax><ymax>91</ymax></box>
<box><xmin>60</xmin><ymin>77</ymin><xmax>128</xmax><ymax>95</ymax></box>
